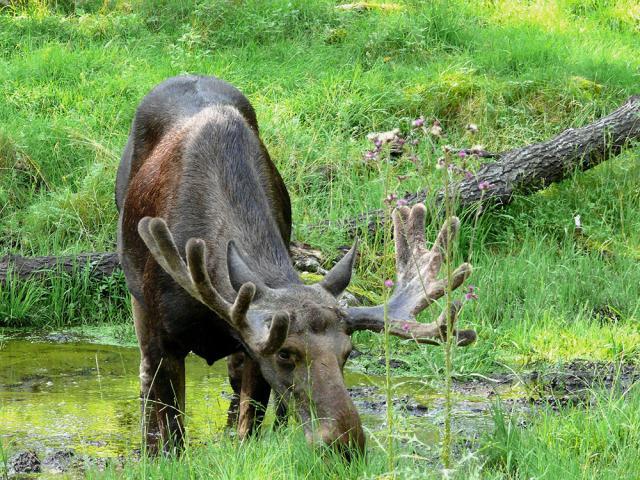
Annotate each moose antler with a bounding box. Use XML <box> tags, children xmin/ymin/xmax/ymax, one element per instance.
<box><xmin>137</xmin><ymin>217</ymin><xmax>289</xmax><ymax>353</ymax></box>
<box><xmin>346</xmin><ymin>204</ymin><xmax>476</xmax><ymax>346</ymax></box>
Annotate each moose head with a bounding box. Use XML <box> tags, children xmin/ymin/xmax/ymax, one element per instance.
<box><xmin>138</xmin><ymin>202</ymin><xmax>476</xmax><ymax>453</ymax></box>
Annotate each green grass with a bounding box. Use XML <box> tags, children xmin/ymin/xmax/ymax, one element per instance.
<box><xmin>483</xmin><ymin>382</ymin><xmax>640</xmax><ymax>479</ymax></box>
<box><xmin>1</xmin><ymin>0</ymin><xmax>639</xmax><ymax>477</ymax></box>
<box><xmin>69</xmin><ymin>383</ymin><xmax>636</xmax><ymax>479</ymax></box>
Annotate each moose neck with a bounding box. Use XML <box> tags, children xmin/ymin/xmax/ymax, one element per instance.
<box><xmin>174</xmin><ymin>107</ymin><xmax>301</xmax><ymax>291</ymax></box>
<box><xmin>232</xmin><ymin>223</ymin><xmax>299</xmax><ymax>290</ymax></box>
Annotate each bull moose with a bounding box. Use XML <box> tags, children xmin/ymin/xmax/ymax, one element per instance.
<box><xmin>115</xmin><ymin>75</ymin><xmax>476</xmax><ymax>455</ymax></box>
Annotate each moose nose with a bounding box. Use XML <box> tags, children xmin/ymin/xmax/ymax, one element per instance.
<box><xmin>304</xmin><ymin>414</ymin><xmax>366</xmax><ymax>457</ymax></box>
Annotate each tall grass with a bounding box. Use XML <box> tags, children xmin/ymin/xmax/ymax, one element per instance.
<box><xmin>0</xmin><ymin>268</ymin><xmax>130</xmax><ymax>328</ymax></box>
<box><xmin>484</xmin><ymin>383</ymin><xmax>640</xmax><ymax>479</ymax></box>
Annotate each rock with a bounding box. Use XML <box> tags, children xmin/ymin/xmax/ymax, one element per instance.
<box><xmin>10</xmin><ymin>450</ymin><xmax>41</xmax><ymax>474</ymax></box>
<box><xmin>42</xmin><ymin>449</ymin><xmax>75</xmax><ymax>474</ymax></box>
<box><xmin>290</xmin><ymin>241</ymin><xmax>326</xmax><ymax>274</ymax></box>
<box><xmin>377</xmin><ymin>357</ymin><xmax>409</xmax><ymax>370</ymax></box>
<box><xmin>348</xmin><ymin>347</ymin><xmax>363</xmax><ymax>359</ymax></box>
<box><xmin>338</xmin><ymin>290</ymin><xmax>361</xmax><ymax>308</ymax></box>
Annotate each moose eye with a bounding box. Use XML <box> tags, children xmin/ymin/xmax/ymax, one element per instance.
<box><xmin>277</xmin><ymin>349</ymin><xmax>294</xmax><ymax>363</ymax></box>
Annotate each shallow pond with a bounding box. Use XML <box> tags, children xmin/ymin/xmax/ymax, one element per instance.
<box><xmin>0</xmin><ymin>334</ymin><xmax>497</xmax><ymax>463</ymax></box>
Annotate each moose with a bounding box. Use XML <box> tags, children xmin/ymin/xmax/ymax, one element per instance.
<box><xmin>115</xmin><ymin>75</ymin><xmax>476</xmax><ymax>455</ymax></box>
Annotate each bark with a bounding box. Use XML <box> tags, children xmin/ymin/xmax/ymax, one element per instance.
<box><xmin>1</xmin><ymin>96</ymin><xmax>639</xmax><ymax>281</ymax></box>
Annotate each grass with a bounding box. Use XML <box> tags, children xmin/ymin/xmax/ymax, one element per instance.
<box><xmin>483</xmin><ymin>382</ymin><xmax>640</xmax><ymax>479</ymax></box>
<box><xmin>1</xmin><ymin>0</ymin><xmax>639</xmax><ymax>478</ymax></box>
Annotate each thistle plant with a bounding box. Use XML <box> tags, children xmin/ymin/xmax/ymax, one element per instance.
<box><xmin>364</xmin><ymin>116</ymin><xmax>485</xmax><ymax>473</ymax></box>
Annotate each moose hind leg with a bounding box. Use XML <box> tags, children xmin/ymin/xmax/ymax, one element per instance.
<box><xmin>226</xmin><ymin>352</ymin><xmax>245</xmax><ymax>429</ymax></box>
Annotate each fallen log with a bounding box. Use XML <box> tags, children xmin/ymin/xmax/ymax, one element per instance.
<box><xmin>1</xmin><ymin>96</ymin><xmax>639</xmax><ymax>281</ymax></box>
<box><xmin>0</xmin><ymin>253</ymin><xmax>121</xmax><ymax>281</ymax></box>
<box><xmin>0</xmin><ymin>244</ymin><xmax>325</xmax><ymax>281</ymax></box>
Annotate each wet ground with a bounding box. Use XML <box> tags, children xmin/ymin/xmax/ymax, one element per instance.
<box><xmin>1</xmin><ymin>332</ymin><xmax>638</xmax><ymax>476</ymax></box>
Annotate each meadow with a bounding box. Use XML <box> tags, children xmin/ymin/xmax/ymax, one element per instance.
<box><xmin>1</xmin><ymin>0</ymin><xmax>639</xmax><ymax>478</ymax></box>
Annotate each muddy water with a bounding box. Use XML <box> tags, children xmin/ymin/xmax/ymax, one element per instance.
<box><xmin>0</xmin><ymin>336</ymin><xmax>495</xmax><ymax>461</ymax></box>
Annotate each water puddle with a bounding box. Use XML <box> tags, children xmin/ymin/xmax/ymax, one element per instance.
<box><xmin>0</xmin><ymin>335</ymin><xmax>503</xmax><ymax>461</ymax></box>
<box><xmin>4</xmin><ymin>333</ymin><xmax>634</xmax><ymax>475</ymax></box>
<box><xmin>22</xmin><ymin>333</ymin><xmax>636</xmax><ymax>476</ymax></box>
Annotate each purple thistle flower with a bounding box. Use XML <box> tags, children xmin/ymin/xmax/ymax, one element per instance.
<box><xmin>412</xmin><ymin>116</ymin><xmax>425</xmax><ymax>128</ymax></box>
<box><xmin>464</xmin><ymin>171</ymin><xmax>474</xmax><ymax>180</ymax></box>
<box><xmin>458</xmin><ymin>150</ymin><xmax>466</xmax><ymax>158</ymax></box>
<box><xmin>396</xmin><ymin>198</ymin><xmax>408</xmax><ymax>207</ymax></box>
<box><xmin>465</xmin><ymin>285</ymin><xmax>478</xmax><ymax>301</ymax></box>
<box><xmin>411</xmin><ymin>138</ymin><xmax>420</xmax><ymax>146</ymax></box>
<box><xmin>478</xmin><ymin>181</ymin><xmax>493</xmax><ymax>191</ymax></box>
<box><xmin>429</xmin><ymin>120</ymin><xmax>443</xmax><ymax>137</ymax></box>
<box><xmin>402</xmin><ymin>322</ymin><xmax>410</xmax><ymax>333</ymax></box>
<box><xmin>364</xmin><ymin>150</ymin><xmax>378</xmax><ymax>160</ymax></box>
<box><xmin>384</xmin><ymin>193</ymin><xmax>398</xmax><ymax>205</ymax></box>
<box><xmin>384</xmin><ymin>279</ymin><xmax>394</xmax><ymax>289</ymax></box>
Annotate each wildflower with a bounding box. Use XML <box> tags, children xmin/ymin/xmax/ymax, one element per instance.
<box><xmin>364</xmin><ymin>150</ymin><xmax>378</xmax><ymax>160</ymax></box>
<box><xmin>412</xmin><ymin>116</ymin><xmax>425</xmax><ymax>128</ymax></box>
<box><xmin>402</xmin><ymin>322</ymin><xmax>410</xmax><ymax>333</ymax></box>
<box><xmin>384</xmin><ymin>193</ymin><xmax>398</xmax><ymax>205</ymax></box>
<box><xmin>470</xmin><ymin>144</ymin><xmax>484</xmax><ymax>155</ymax></box>
<box><xmin>465</xmin><ymin>285</ymin><xmax>478</xmax><ymax>301</ymax></box>
<box><xmin>367</xmin><ymin>129</ymin><xmax>400</xmax><ymax>145</ymax></box>
<box><xmin>384</xmin><ymin>279</ymin><xmax>394</xmax><ymax>288</ymax></box>
<box><xmin>478</xmin><ymin>180</ymin><xmax>493</xmax><ymax>191</ymax></box>
<box><xmin>396</xmin><ymin>198</ymin><xmax>408</xmax><ymax>207</ymax></box>
<box><xmin>411</xmin><ymin>138</ymin><xmax>420</xmax><ymax>146</ymax></box>
<box><xmin>464</xmin><ymin>170</ymin><xmax>474</xmax><ymax>180</ymax></box>
<box><xmin>429</xmin><ymin>120</ymin><xmax>443</xmax><ymax>137</ymax></box>
<box><xmin>458</xmin><ymin>150</ymin><xmax>466</xmax><ymax>158</ymax></box>
<box><xmin>466</xmin><ymin>123</ymin><xmax>479</xmax><ymax>134</ymax></box>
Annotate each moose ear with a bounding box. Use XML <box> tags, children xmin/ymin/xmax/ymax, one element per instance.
<box><xmin>226</xmin><ymin>241</ymin><xmax>267</xmax><ymax>294</ymax></box>
<box><xmin>319</xmin><ymin>239</ymin><xmax>358</xmax><ymax>297</ymax></box>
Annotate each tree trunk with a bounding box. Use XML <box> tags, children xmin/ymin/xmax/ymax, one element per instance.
<box><xmin>1</xmin><ymin>96</ymin><xmax>639</xmax><ymax>281</ymax></box>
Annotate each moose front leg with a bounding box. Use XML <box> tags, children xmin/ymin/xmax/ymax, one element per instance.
<box><xmin>237</xmin><ymin>355</ymin><xmax>271</xmax><ymax>438</ymax></box>
<box><xmin>133</xmin><ymin>298</ymin><xmax>186</xmax><ymax>455</ymax></box>
<box><xmin>143</xmin><ymin>354</ymin><xmax>186</xmax><ymax>454</ymax></box>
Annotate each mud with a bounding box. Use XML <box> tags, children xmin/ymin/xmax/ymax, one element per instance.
<box><xmin>1</xmin><ymin>333</ymin><xmax>638</xmax><ymax>475</ymax></box>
